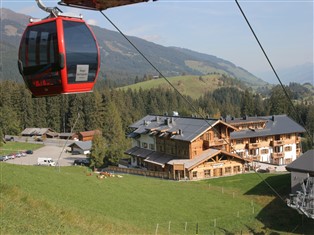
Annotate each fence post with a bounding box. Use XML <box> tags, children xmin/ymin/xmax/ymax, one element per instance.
<box><xmin>155</xmin><ymin>223</ymin><xmax>159</xmax><ymax>235</ymax></box>
<box><xmin>196</xmin><ymin>222</ymin><xmax>199</xmax><ymax>234</ymax></box>
<box><xmin>168</xmin><ymin>221</ymin><xmax>171</xmax><ymax>234</ymax></box>
<box><xmin>185</xmin><ymin>222</ymin><xmax>187</xmax><ymax>232</ymax></box>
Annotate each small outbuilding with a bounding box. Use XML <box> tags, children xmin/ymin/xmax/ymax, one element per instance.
<box><xmin>68</xmin><ymin>141</ymin><xmax>92</xmax><ymax>155</ymax></box>
<box><xmin>77</xmin><ymin>130</ymin><xmax>101</xmax><ymax>141</ymax></box>
<box><xmin>21</xmin><ymin>128</ymin><xmax>58</xmax><ymax>138</ymax></box>
<box><xmin>286</xmin><ymin>149</ymin><xmax>314</xmax><ymax>219</ymax></box>
<box><xmin>286</xmin><ymin>149</ymin><xmax>314</xmax><ymax>194</ymax></box>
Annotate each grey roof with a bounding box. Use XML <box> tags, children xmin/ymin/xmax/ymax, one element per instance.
<box><xmin>129</xmin><ymin>115</ymin><xmax>219</xmax><ymax>142</ymax></box>
<box><xmin>144</xmin><ymin>152</ymin><xmax>174</xmax><ymax>167</ymax></box>
<box><xmin>21</xmin><ymin>128</ymin><xmax>55</xmax><ymax>136</ymax></box>
<box><xmin>229</xmin><ymin>115</ymin><xmax>306</xmax><ymax>139</ymax></box>
<box><xmin>286</xmin><ymin>150</ymin><xmax>314</xmax><ymax>174</ymax></box>
<box><xmin>124</xmin><ymin>146</ymin><xmax>154</xmax><ymax>159</ymax></box>
<box><xmin>168</xmin><ymin>149</ymin><xmax>247</xmax><ymax>170</ymax></box>
<box><xmin>68</xmin><ymin>141</ymin><xmax>92</xmax><ymax>150</ymax></box>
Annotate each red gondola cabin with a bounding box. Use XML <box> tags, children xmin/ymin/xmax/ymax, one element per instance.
<box><xmin>18</xmin><ymin>16</ymin><xmax>100</xmax><ymax>97</ymax></box>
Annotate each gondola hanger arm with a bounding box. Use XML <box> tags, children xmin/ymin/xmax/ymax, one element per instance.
<box><xmin>35</xmin><ymin>0</ymin><xmax>62</xmax><ymax>17</ymax></box>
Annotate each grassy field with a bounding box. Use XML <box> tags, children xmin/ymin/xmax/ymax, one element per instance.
<box><xmin>120</xmin><ymin>74</ymin><xmax>224</xmax><ymax>99</ymax></box>
<box><xmin>1</xmin><ymin>163</ymin><xmax>313</xmax><ymax>234</ymax></box>
<box><xmin>0</xmin><ymin>142</ymin><xmax>43</xmax><ymax>155</ymax></box>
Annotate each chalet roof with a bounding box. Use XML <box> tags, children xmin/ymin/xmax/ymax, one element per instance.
<box><xmin>129</xmin><ymin>115</ymin><xmax>235</xmax><ymax>142</ymax></box>
<box><xmin>68</xmin><ymin>141</ymin><xmax>92</xmax><ymax>151</ymax></box>
<box><xmin>21</xmin><ymin>128</ymin><xmax>56</xmax><ymax>136</ymax></box>
<box><xmin>124</xmin><ymin>146</ymin><xmax>154</xmax><ymax>159</ymax></box>
<box><xmin>78</xmin><ymin>130</ymin><xmax>101</xmax><ymax>137</ymax></box>
<box><xmin>144</xmin><ymin>152</ymin><xmax>174</xmax><ymax>167</ymax></box>
<box><xmin>167</xmin><ymin>149</ymin><xmax>247</xmax><ymax>170</ymax></box>
<box><xmin>229</xmin><ymin>115</ymin><xmax>306</xmax><ymax>139</ymax></box>
<box><xmin>286</xmin><ymin>150</ymin><xmax>314</xmax><ymax>174</ymax></box>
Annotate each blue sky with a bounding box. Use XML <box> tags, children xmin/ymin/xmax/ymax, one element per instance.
<box><xmin>1</xmin><ymin>0</ymin><xmax>313</xmax><ymax>80</ymax></box>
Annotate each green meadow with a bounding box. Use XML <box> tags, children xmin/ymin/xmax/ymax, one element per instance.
<box><xmin>0</xmin><ymin>142</ymin><xmax>42</xmax><ymax>155</ymax></box>
<box><xmin>1</xmin><ymin>163</ymin><xmax>313</xmax><ymax>234</ymax></box>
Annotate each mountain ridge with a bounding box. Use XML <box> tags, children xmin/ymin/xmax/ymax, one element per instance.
<box><xmin>0</xmin><ymin>7</ymin><xmax>267</xmax><ymax>87</ymax></box>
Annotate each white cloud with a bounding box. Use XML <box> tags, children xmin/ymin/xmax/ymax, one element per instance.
<box><xmin>86</xmin><ymin>19</ymin><xmax>98</xmax><ymax>26</ymax></box>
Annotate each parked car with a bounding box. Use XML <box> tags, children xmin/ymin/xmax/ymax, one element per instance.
<box><xmin>71</xmin><ymin>151</ymin><xmax>81</xmax><ymax>155</ymax></box>
<box><xmin>4</xmin><ymin>136</ymin><xmax>14</xmax><ymax>141</ymax></box>
<box><xmin>25</xmin><ymin>150</ymin><xmax>33</xmax><ymax>154</ymax></box>
<box><xmin>73</xmin><ymin>158</ymin><xmax>90</xmax><ymax>166</ymax></box>
<box><xmin>0</xmin><ymin>156</ymin><xmax>7</xmax><ymax>161</ymax></box>
<box><xmin>38</xmin><ymin>158</ymin><xmax>56</xmax><ymax>166</ymax></box>
<box><xmin>7</xmin><ymin>154</ymin><xmax>15</xmax><ymax>160</ymax></box>
<box><xmin>15</xmin><ymin>152</ymin><xmax>22</xmax><ymax>158</ymax></box>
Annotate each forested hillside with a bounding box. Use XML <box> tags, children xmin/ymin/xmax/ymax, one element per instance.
<box><xmin>1</xmin><ymin>80</ymin><xmax>313</xmax><ymax>157</ymax></box>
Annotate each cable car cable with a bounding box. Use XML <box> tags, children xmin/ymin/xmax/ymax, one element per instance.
<box><xmin>235</xmin><ymin>0</ymin><xmax>313</xmax><ymax>144</ymax></box>
<box><xmin>99</xmin><ymin>11</ymin><xmax>287</xmax><ymax>203</ymax></box>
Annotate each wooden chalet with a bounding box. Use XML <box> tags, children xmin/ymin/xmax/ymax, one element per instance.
<box><xmin>125</xmin><ymin>115</ymin><xmax>248</xmax><ymax>180</ymax></box>
<box><xmin>21</xmin><ymin>128</ymin><xmax>58</xmax><ymax>138</ymax></box>
<box><xmin>77</xmin><ymin>130</ymin><xmax>101</xmax><ymax>141</ymax></box>
<box><xmin>226</xmin><ymin>115</ymin><xmax>305</xmax><ymax>165</ymax></box>
<box><xmin>125</xmin><ymin>114</ymin><xmax>305</xmax><ymax>180</ymax></box>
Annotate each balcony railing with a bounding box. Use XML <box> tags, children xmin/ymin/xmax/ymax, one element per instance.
<box><xmin>246</xmin><ymin>143</ymin><xmax>260</xmax><ymax>149</ymax></box>
<box><xmin>207</xmin><ymin>139</ymin><xmax>225</xmax><ymax>146</ymax></box>
<box><xmin>271</xmin><ymin>140</ymin><xmax>285</xmax><ymax>146</ymax></box>
<box><xmin>271</xmin><ymin>152</ymin><xmax>284</xmax><ymax>159</ymax></box>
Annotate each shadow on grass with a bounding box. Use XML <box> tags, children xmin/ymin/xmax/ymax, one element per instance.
<box><xmin>245</xmin><ymin>173</ymin><xmax>314</xmax><ymax>234</ymax></box>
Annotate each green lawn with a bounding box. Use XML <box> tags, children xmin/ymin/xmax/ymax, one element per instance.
<box><xmin>0</xmin><ymin>164</ymin><xmax>313</xmax><ymax>234</ymax></box>
<box><xmin>0</xmin><ymin>142</ymin><xmax>42</xmax><ymax>155</ymax></box>
<box><xmin>120</xmin><ymin>74</ymin><xmax>223</xmax><ymax>99</ymax></box>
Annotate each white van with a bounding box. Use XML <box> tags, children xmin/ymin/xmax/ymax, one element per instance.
<box><xmin>37</xmin><ymin>158</ymin><xmax>56</xmax><ymax>166</ymax></box>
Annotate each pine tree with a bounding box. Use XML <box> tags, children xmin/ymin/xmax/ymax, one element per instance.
<box><xmin>102</xmin><ymin>101</ymin><xmax>127</xmax><ymax>165</ymax></box>
<box><xmin>89</xmin><ymin>132</ymin><xmax>107</xmax><ymax>169</ymax></box>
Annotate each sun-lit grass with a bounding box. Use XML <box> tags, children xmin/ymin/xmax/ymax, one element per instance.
<box><xmin>120</xmin><ymin>74</ymin><xmax>222</xmax><ymax>99</ymax></box>
<box><xmin>1</xmin><ymin>163</ymin><xmax>313</xmax><ymax>234</ymax></box>
<box><xmin>0</xmin><ymin>142</ymin><xmax>42</xmax><ymax>155</ymax></box>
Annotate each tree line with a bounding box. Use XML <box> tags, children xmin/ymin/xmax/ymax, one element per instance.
<box><xmin>0</xmin><ymin>80</ymin><xmax>313</xmax><ymax>164</ymax></box>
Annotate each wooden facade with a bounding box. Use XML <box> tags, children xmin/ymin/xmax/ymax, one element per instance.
<box><xmin>125</xmin><ymin>114</ymin><xmax>305</xmax><ymax>180</ymax></box>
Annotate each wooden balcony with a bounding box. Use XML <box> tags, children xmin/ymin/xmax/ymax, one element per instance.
<box><xmin>271</xmin><ymin>152</ymin><xmax>284</xmax><ymax>159</ymax></box>
<box><xmin>207</xmin><ymin>139</ymin><xmax>225</xmax><ymax>146</ymax></box>
<box><xmin>246</xmin><ymin>143</ymin><xmax>260</xmax><ymax>149</ymax></box>
<box><xmin>271</xmin><ymin>140</ymin><xmax>285</xmax><ymax>146</ymax></box>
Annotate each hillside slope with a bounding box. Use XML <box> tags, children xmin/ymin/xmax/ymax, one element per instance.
<box><xmin>0</xmin><ymin>8</ymin><xmax>267</xmax><ymax>88</ymax></box>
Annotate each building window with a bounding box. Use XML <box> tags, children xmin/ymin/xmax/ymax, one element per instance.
<box><xmin>285</xmin><ymin>146</ymin><xmax>292</xmax><ymax>152</ymax></box>
<box><xmin>236</xmin><ymin>139</ymin><xmax>243</xmax><ymax>145</ymax></box>
<box><xmin>233</xmin><ymin>166</ymin><xmax>240</xmax><ymax>173</ymax></box>
<box><xmin>260</xmin><ymin>137</ymin><xmax>268</xmax><ymax>142</ymax></box>
<box><xmin>274</xmin><ymin>146</ymin><xmax>282</xmax><ymax>153</ymax></box>
<box><xmin>204</xmin><ymin>170</ymin><xmax>211</xmax><ymax>178</ymax></box>
<box><xmin>249</xmin><ymin>149</ymin><xmax>258</xmax><ymax>156</ymax></box>
<box><xmin>237</xmin><ymin>151</ymin><xmax>245</xmax><ymax>158</ymax></box>
<box><xmin>261</xmin><ymin>149</ymin><xmax>269</xmax><ymax>154</ymax></box>
<box><xmin>142</xmin><ymin>142</ymin><xmax>148</xmax><ymax>148</ymax></box>
<box><xmin>225</xmin><ymin>167</ymin><xmax>231</xmax><ymax>174</ymax></box>
<box><xmin>149</xmin><ymin>144</ymin><xmax>155</xmax><ymax>150</ymax></box>
<box><xmin>286</xmin><ymin>134</ymin><xmax>291</xmax><ymax>139</ymax></box>
<box><xmin>192</xmin><ymin>171</ymin><xmax>197</xmax><ymax>178</ymax></box>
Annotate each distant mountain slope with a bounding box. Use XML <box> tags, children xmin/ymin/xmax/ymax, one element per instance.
<box><xmin>0</xmin><ymin>8</ymin><xmax>267</xmax><ymax>88</ymax></box>
<box><xmin>256</xmin><ymin>63</ymin><xmax>314</xmax><ymax>85</ymax></box>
